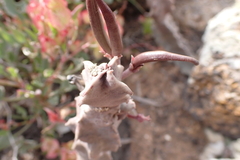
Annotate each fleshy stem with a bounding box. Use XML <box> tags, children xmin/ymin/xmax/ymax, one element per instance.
<box><xmin>122</xmin><ymin>51</ymin><xmax>199</xmax><ymax>79</ymax></box>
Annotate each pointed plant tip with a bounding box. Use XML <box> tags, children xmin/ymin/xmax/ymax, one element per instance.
<box><xmin>122</xmin><ymin>51</ymin><xmax>199</xmax><ymax>79</ymax></box>
<box><xmin>131</xmin><ymin>51</ymin><xmax>199</xmax><ymax>67</ymax></box>
<box><xmin>194</xmin><ymin>60</ymin><xmax>199</xmax><ymax>65</ymax></box>
<box><xmin>86</xmin><ymin>0</ymin><xmax>112</xmax><ymax>56</ymax></box>
<box><xmin>95</xmin><ymin>0</ymin><xmax>123</xmax><ymax>57</ymax></box>
<box><xmin>185</xmin><ymin>57</ymin><xmax>199</xmax><ymax>65</ymax></box>
<box><xmin>131</xmin><ymin>55</ymin><xmax>134</xmax><ymax>61</ymax></box>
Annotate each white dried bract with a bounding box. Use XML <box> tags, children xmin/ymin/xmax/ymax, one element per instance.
<box><xmin>66</xmin><ymin>57</ymin><xmax>141</xmax><ymax>160</ymax></box>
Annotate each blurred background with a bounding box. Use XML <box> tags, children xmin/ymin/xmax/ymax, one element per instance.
<box><xmin>0</xmin><ymin>0</ymin><xmax>240</xmax><ymax>160</ymax></box>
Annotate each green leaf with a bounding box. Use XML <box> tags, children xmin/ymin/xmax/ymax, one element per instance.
<box><xmin>0</xmin><ymin>28</ymin><xmax>15</xmax><ymax>44</ymax></box>
<box><xmin>18</xmin><ymin>139</ymin><xmax>38</xmax><ymax>154</ymax></box>
<box><xmin>33</xmin><ymin>53</ymin><xmax>49</xmax><ymax>72</ymax></box>
<box><xmin>14</xmin><ymin>105</ymin><xmax>28</xmax><ymax>118</ymax></box>
<box><xmin>43</xmin><ymin>69</ymin><xmax>54</xmax><ymax>78</ymax></box>
<box><xmin>64</xmin><ymin>57</ymin><xmax>84</xmax><ymax>75</ymax></box>
<box><xmin>24</xmin><ymin>27</ymin><xmax>37</xmax><ymax>41</ymax></box>
<box><xmin>0</xmin><ymin>28</ymin><xmax>21</xmax><ymax>62</ymax></box>
<box><xmin>142</xmin><ymin>18</ymin><xmax>153</xmax><ymax>35</ymax></box>
<box><xmin>0</xmin><ymin>130</ymin><xmax>10</xmax><ymax>150</ymax></box>
<box><xmin>0</xmin><ymin>65</ymin><xmax>7</xmax><ymax>77</ymax></box>
<box><xmin>6</xmin><ymin>67</ymin><xmax>19</xmax><ymax>79</ymax></box>
<box><xmin>78</xmin><ymin>51</ymin><xmax>89</xmax><ymax>60</ymax></box>
<box><xmin>12</xmin><ymin>28</ymin><xmax>26</xmax><ymax>44</ymax></box>
<box><xmin>48</xmin><ymin>24</ymin><xmax>58</xmax><ymax>38</ymax></box>
<box><xmin>0</xmin><ymin>41</ymin><xmax>5</xmax><ymax>59</ymax></box>
<box><xmin>0</xmin><ymin>130</ymin><xmax>8</xmax><ymax>136</ymax></box>
<box><xmin>7</xmin><ymin>51</ymin><xmax>19</xmax><ymax>62</ymax></box>
<box><xmin>26</xmin><ymin>84</ymin><xmax>33</xmax><ymax>91</ymax></box>
<box><xmin>60</xmin><ymin>42</ymin><xmax>67</xmax><ymax>53</ymax></box>
<box><xmin>48</xmin><ymin>96</ymin><xmax>59</xmax><ymax>106</ymax></box>
<box><xmin>2</xmin><ymin>0</ymin><xmax>26</xmax><ymax>18</ymax></box>
<box><xmin>31</xmin><ymin>79</ymin><xmax>44</xmax><ymax>88</ymax></box>
<box><xmin>0</xmin><ymin>86</ymin><xmax>5</xmax><ymax>100</ymax></box>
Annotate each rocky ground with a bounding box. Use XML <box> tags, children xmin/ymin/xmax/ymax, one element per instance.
<box><xmin>113</xmin><ymin>0</ymin><xmax>240</xmax><ymax>160</ymax></box>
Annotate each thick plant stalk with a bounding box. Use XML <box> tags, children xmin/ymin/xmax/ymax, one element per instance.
<box><xmin>122</xmin><ymin>51</ymin><xmax>199</xmax><ymax>79</ymax></box>
<box><xmin>86</xmin><ymin>0</ymin><xmax>112</xmax><ymax>56</ymax></box>
<box><xmin>95</xmin><ymin>0</ymin><xmax>123</xmax><ymax>57</ymax></box>
<box><xmin>66</xmin><ymin>58</ymin><xmax>136</xmax><ymax>160</ymax></box>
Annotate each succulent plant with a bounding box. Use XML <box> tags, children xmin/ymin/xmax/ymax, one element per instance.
<box><xmin>66</xmin><ymin>0</ymin><xmax>199</xmax><ymax>159</ymax></box>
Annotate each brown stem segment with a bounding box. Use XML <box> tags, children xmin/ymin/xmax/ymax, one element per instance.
<box><xmin>0</xmin><ymin>79</ymin><xmax>18</xmax><ymax>87</ymax></box>
<box><xmin>96</xmin><ymin>0</ymin><xmax>123</xmax><ymax>57</ymax></box>
<box><xmin>86</xmin><ymin>0</ymin><xmax>112</xmax><ymax>56</ymax></box>
<box><xmin>122</xmin><ymin>51</ymin><xmax>199</xmax><ymax>79</ymax></box>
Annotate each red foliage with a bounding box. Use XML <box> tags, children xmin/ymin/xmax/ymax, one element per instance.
<box><xmin>27</xmin><ymin>0</ymin><xmax>74</xmax><ymax>53</ymax></box>
<box><xmin>0</xmin><ymin>119</ymin><xmax>8</xmax><ymax>130</ymax></box>
<box><xmin>127</xmin><ymin>114</ymin><xmax>151</xmax><ymax>122</ymax></box>
<box><xmin>44</xmin><ymin>108</ymin><xmax>65</xmax><ymax>123</ymax></box>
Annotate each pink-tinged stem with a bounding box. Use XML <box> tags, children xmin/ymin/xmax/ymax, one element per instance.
<box><xmin>95</xmin><ymin>0</ymin><xmax>123</xmax><ymax>57</ymax></box>
<box><xmin>71</xmin><ymin>4</ymin><xmax>84</xmax><ymax>16</ymax></box>
<box><xmin>127</xmin><ymin>114</ymin><xmax>151</xmax><ymax>122</ymax></box>
<box><xmin>122</xmin><ymin>51</ymin><xmax>199</xmax><ymax>79</ymax></box>
<box><xmin>86</xmin><ymin>0</ymin><xmax>112</xmax><ymax>56</ymax></box>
